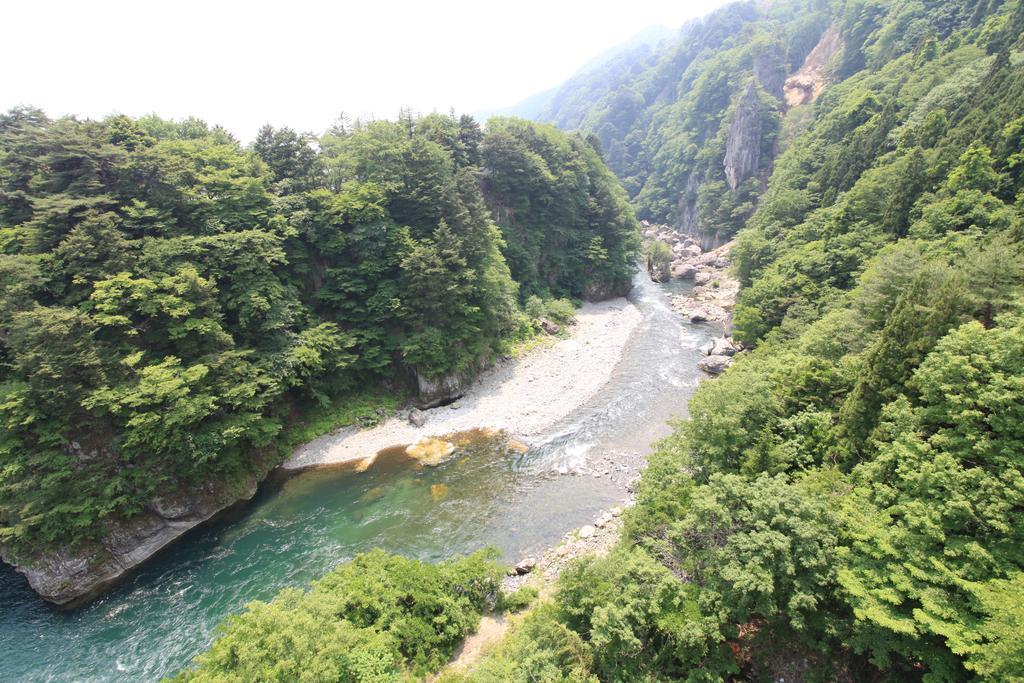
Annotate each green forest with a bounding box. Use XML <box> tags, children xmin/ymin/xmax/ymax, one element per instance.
<box><xmin>0</xmin><ymin>110</ymin><xmax>638</xmax><ymax>556</ymax></box>
<box><xmin>171</xmin><ymin>0</ymin><xmax>1024</xmax><ymax>680</ymax></box>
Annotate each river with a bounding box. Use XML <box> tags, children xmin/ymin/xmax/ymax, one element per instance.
<box><xmin>0</xmin><ymin>274</ymin><xmax>717</xmax><ymax>682</ymax></box>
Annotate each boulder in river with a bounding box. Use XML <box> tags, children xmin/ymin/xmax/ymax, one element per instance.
<box><xmin>698</xmin><ymin>354</ymin><xmax>734</xmax><ymax>375</ymax></box>
<box><xmin>406</xmin><ymin>437</ymin><xmax>456</xmax><ymax>465</ymax></box>
<box><xmin>686</xmin><ymin>306</ymin><xmax>711</xmax><ymax>323</ymax></box>
<box><xmin>507</xmin><ymin>438</ymin><xmax>529</xmax><ymax>454</ymax></box>
<box><xmin>694</xmin><ymin>271</ymin><xmax>714</xmax><ymax>286</ymax></box>
<box><xmin>579</xmin><ymin>525</ymin><xmax>596</xmax><ymax>539</ymax></box>
<box><xmin>706</xmin><ymin>337</ymin><xmax>737</xmax><ymax>357</ymax></box>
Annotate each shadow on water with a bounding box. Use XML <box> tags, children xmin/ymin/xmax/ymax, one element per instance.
<box><xmin>0</xmin><ymin>273</ymin><xmax>720</xmax><ymax>682</ymax></box>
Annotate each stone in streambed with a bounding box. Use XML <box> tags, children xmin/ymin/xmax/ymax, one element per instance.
<box><xmin>354</xmin><ymin>455</ymin><xmax>376</xmax><ymax>473</ymax></box>
<box><xmin>579</xmin><ymin>525</ymin><xmax>596</xmax><ymax>539</ymax></box>
<box><xmin>359</xmin><ymin>486</ymin><xmax>385</xmax><ymax>504</ymax></box>
<box><xmin>698</xmin><ymin>354</ymin><xmax>733</xmax><ymax>375</ymax></box>
<box><xmin>507</xmin><ymin>439</ymin><xmax>529</xmax><ymax>454</ymax></box>
<box><xmin>430</xmin><ymin>483</ymin><xmax>449</xmax><ymax>502</ymax></box>
<box><xmin>702</xmin><ymin>337</ymin><xmax>737</xmax><ymax>357</ymax></box>
<box><xmin>406</xmin><ymin>437</ymin><xmax>456</xmax><ymax>465</ymax></box>
<box><xmin>671</xmin><ymin>262</ymin><xmax>697</xmax><ymax>279</ymax></box>
<box><xmin>408</xmin><ymin>408</ymin><xmax>426</xmax><ymax>427</ymax></box>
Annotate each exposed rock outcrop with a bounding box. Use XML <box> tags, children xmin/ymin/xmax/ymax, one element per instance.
<box><xmin>413</xmin><ymin>359</ymin><xmax>488</xmax><ymax>409</ymax></box>
<box><xmin>677</xmin><ymin>172</ymin><xmax>702</xmax><ymax>236</ymax></box>
<box><xmin>784</xmin><ymin>24</ymin><xmax>842</xmax><ymax>108</ymax></box>
<box><xmin>724</xmin><ymin>81</ymin><xmax>764</xmax><ymax>191</ymax></box>
<box><xmin>9</xmin><ymin>470</ymin><xmax>266</xmax><ymax>607</ymax></box>
<box><xmin>703</xmin><ymin>337</ymin><xmax>738</xmax><ymax>357</ymax></box>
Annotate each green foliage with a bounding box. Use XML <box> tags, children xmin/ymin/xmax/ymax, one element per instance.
<box><xmin>277</xmin><ymin>391</ymin><xmax>403</xmax><ymax>450</ymax></box>
<box><xmin>481</xmin><ymin>118</ymin><xmax>639</xmax><ymax>300</ymax></box>
<box><xmin>498</xmin><ymin>585</ymin><xmax>538</xmax><ymax>613</ymax></box>
<box><xmin>524</xmin><ymin>295</ymin><xmax>577</xmax><ymax>325</ymax></box>
<box><xmin>643</xmin><ymin>238</ymin><xmax>673</xmax><ymax>280</ymax></box>
<box><xmin>172</xmin><ymin>549</ymin><xmax>506</xmax><ymax>681</ymax></box>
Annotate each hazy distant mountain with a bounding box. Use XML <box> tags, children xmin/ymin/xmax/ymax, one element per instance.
<box><xmin>474</xmin><ymin>24</ymin><xmax>675</xmax><ymax>123</ymax></box>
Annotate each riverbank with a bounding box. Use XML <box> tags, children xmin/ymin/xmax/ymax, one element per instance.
<box><xmin>284</xmin><ymin>296</ymin><xmax>643</xmax><ymax>470</ymax></box>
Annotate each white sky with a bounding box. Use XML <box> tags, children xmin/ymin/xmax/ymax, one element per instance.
<box><xmin>3</xmin><ymin>0</ymin><xmax>729</xmax><ymax>142</ymax></box>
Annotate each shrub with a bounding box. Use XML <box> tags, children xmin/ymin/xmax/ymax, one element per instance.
<box><xmin>544</xmin><ymin>298</ymin><xmax>577</xmax><ymax>324</ymax></box>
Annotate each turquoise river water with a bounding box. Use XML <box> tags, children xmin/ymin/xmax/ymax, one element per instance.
<box><xmin>0</xmin><ymin>274</ymin><xmax>717</xmax><ymax>681</ymax></box>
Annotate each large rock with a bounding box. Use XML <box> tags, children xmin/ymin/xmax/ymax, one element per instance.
<box><xmin>694</xmin><ymin>271</ymin><xmax>714</xmax><ymax>286</ymax></box>
<box><xmin>677</xmin><ymin>172</ymin><xmax>702</xmax><ymax>235</ymax></box>
<box><xmin>514</xmin><ymin>557</ymin><xmax>537</xmax><ymax>575</ymax></box>
<box><xmin>414</xmin><ymin>360</ymin><xmax>485</xmax><ymax>408</ymax></box>
<box><xmin>8</xmin><ymin>471</ymin><xmax>264</xmax><ymax>607</ymax></box>
<box><xmin>685</xmin><ymin>306</ymin><xmax>712</xmax><ymax>323</ymax></box>
<box><xmin>706</xmin><ymin>337</ymin><xmax>737</xmax><ymax>357</ymax></box>
<box><xmin>408</xmin><ymin>408</ymin><xmax>426</xmax><ymax>427</ymax></box>
<box><xmin>698</xmin><ymin>354</ymin><xmax>734</xmax><ymax>375</ymax></box>
<box><xmin>672</xmin><ymin>262</ymin><xmax>697</xmax><ymax>279</ymax></box>
<box><xmin>538</xmin><ymin>317</ymin><xmax>561</xmax><ymax>335</ymax></box>
<box><xmin>723</xmin><ymin>80</ymin><xmax>764</xmax><ymax>191</ymax></box>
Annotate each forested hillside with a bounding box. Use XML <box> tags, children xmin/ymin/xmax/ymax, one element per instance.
<box><xmin>176</xmin><ymin>0</ymin><xmax>1024</xmax><ymax>680</ymax></box>
<box><xmin>535</xmin><ymin>0</ymin><xmax>1022</xmax><ymax>256</ymax></box>
<box><xmin>0</xmin><ymin>111</ymin><xmax>637</xmax><ymax>560</ymax></box>
<box><xmin>461</xmin><ymin>1</ymin><xmax>1023</xmax><ymax>680</ymax></box>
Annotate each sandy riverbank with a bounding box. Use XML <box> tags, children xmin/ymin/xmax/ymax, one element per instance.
<box><xmin>283</xmin><ymin>297</ymin><xmax>643</xmax><ymax>470</ymax></box>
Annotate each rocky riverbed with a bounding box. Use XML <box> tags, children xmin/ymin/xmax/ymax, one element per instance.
<box><xmin>643</xmin><ymin>222</ymin><xmax>743</xmax><ymax>375</ymax></box>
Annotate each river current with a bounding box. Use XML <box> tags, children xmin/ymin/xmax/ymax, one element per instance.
<box><xmin>0</xmin><ymin>274</ymin><xmax>716</xmax><ymax>681</ymax></box>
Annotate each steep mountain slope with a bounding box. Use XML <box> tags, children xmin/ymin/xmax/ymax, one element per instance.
<box><xmin>536</xmin><ymin>0</ymin><xmax>1016</xmax><ymax>254</ymax></box>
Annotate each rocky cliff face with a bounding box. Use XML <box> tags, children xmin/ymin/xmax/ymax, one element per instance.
<box><xmin>413</xmin><ymin>356</ymin><xmax>493</xmax><ymax>409</ymax></box>
<box><xmin>6</xmin><ymin>468</ymin><xmax>267</xmax><ymax>607</ymax></box>
<box><xmin>677</xmin><ymin>172</ymin><xmax>702</xmax><ymax>237</ymax></box>
<box><xmin>723</xmin><ymin>81</ymin><xmax>765</xmax><ymax>191</ymax></box>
